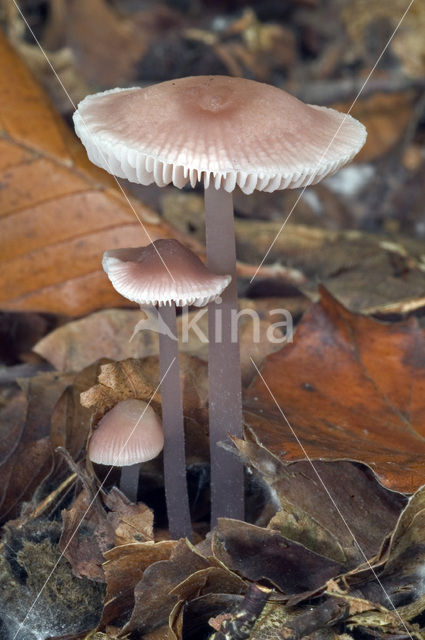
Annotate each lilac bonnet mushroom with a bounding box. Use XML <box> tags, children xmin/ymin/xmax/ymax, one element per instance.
<box><xmin>73</xmin><ymin>76</ymin><xmax>367</xmax><ymax>526</ymax></box>
<box><xmin>89</xmin><ymin>398</ymin><xmax>164</xmax><ymax>503</ymax></box>
<box><xmin>103</xmin><ymin>238</ymin><xmax>231</xmax><ymax>539</ymax></box>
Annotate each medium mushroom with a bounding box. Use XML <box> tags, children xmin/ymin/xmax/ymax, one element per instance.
<box><xmin>102</xmin><ymin>238</ymin><xmax>231</xmax><ymax>540</ymax></box>
<box><xmin>73</xmin><ymin>76</ymin><xmax>367</xmax><ymax>525</ymax></box>
<box><xmin>89</xmin><ymin>398</ymin><xmax>164</xmax><ymax>503</ymax></box>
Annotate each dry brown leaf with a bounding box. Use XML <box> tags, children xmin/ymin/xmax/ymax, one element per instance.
<box><xmin>80</xmin><ymin>355</ymin><xmax>208</xmax><ymax>425</ymax></box>
<box><xmin>101</xmin><ymin>539</ymin><xmax>177</xmax><ymax>627</ymax></box>
<box><xmin>169</xmin><ymin>565</ymin><xmax>246</xmax><ymax>601</ymax></box>
<box><xmin>235</xmin><ymin>439</ymin><xmax>405</xmax><ymax>568</ymax></box>
<box><xmin>60</xmin><ymin>488</ymin><xmax>114</xmax><ymax>581</ymax></box>
<box><xmin>245</xmin><ymin>288</ymin><xmax>425</xmax><ymax>494</ymax></box>
<box><xmin>123</xmin><ymin>539</ymin><xmax>212</xmax><ymax>634</ymax></box>
<box><xmin>0</xmin><ymin>370</ymin><xmax>74</xmax><ymax>523</ymax></box>
<box><xmin>0</xmin><ymin>32</ymin><xmax>178</xmax><ymax>315</ymax></box>
<box><xmin>50</xmin><ymin>360</ymin><xmax>104</xmax><ymax>464</ymax></box>
<box><xmin>212</xmin><ymin>519</ymin><xmax>343</xmax><ymax>599</ymax></box>
<box><xmin>0</xmin><ymin>358</ymin><xmax>102</xmax><ymax>523</ymax></box>
<box><xmin>104</xmin><ymin>487</ymin><xmax>154</xmax><ymax>545</ymax></box>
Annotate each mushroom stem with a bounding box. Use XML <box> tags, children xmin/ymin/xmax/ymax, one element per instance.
<box><xmin>204</xmin><ymin>185</ymin><xmax>244</xmax><ymax>526</ymax></box>
<box><xmin>120</xmin><ymin>463</ymin><xmax>140</xmax><ymax>503</ymax></box>
<box><xmin>158</xmin><ymin>303</ymin><xmax>193</xmax><ymax>540</ymax></box>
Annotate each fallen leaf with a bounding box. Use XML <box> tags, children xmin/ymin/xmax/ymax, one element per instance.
<box><xmin>236</xmin><ymin>438</ymin><xmax>405</xmax><ymax>568</ymax></box>
<box><xmin>101</xmin><ymin>539</ymin><xmax>176</xmax><ymax>627</ymax></box>
<box><xmin>123</xmin><ymin>540</ymin><xmax>212</xmax><ymax>634</ymax></box>
<box><xmin>0</xmin><ymin>31</ymin><xmax>178</xmax><ymax>315</ymax></box>
<box><xmin>50</xmin><ymin>360</ymin><xmax>105</xmax><ymax>465</ymax></box>
<box><xmin>169</xmin><ymin>566</ymin><xmax>246</xmax><ymax>601</ymax></box>
<box><xmin>245</xmin><ymin>288</ymin><xmax>425</xmax><ymax>494</ymax></box>
<box><xmin>80</xmin><ymin>355</ymin><xmax>208</xmax><ymax>426</ymax></box>
<box><xmin>0</xmin><ymin>370</ymin><xmax>74</xmax><ymax>523</ymax></box>
<box><xmin>343</xmin><ymin>486</ymin><xmax>425</xmax><ymax>611</ymax></box>
<box><xmin>104</xmin><ymin>487</ymin><xmax>154</xmax><ymax>545</ymax></box>
<box><xmin>212</xmin><ymin>519</ymin><xmax>343</xmax><ymax>598</ymax></box>
<box><xmin>60</xmin><ymin>488</ymin><xmax>114</xmax><ymax>581</ymax></box>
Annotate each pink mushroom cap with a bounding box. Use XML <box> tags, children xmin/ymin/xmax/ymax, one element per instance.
<box><xmin>73</xmin><ymin>75</ymin><xmax>366</xmax><ymax>195</ymax></box>
<box><xmin>89</xmin><ymin>398</ymin><xmax>164</xmax><ymax>466</ymax></box>
<box><xmin>102</xmin><ymin>238</ymin><xmax>231</xmax><ymax>307</ymax></box>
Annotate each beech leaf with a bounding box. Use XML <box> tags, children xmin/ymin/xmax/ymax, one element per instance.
<box><xmin>0</xmin><ymin>32</ymin><xmax>178</xmax><ymax>315</ymax></box>
<box><xmin>245</xmin><ymin>288</ymin><xmax>425</xmax><ymax>494</ymax></box>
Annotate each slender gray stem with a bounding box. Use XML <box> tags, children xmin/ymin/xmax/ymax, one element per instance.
<box><xmin>158</xmin><ymin>303</ymin><xmax>193</xmax><ymax>540</ymax></box>
<box><xmin>205</xmin><ymin>185</ymin><xmax>244</xmax><ymax>526</ymax></box>
<box><xmin>120</xmin><ymin>463</ymin><xmax>140</xmax><ymax>503</ymax></box>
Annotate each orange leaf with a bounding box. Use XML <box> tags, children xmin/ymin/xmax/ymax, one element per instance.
<box><xmin>244</xmin><ymin>288</ymin><xmax>425</xmax><ymax>494</ymax></box>
<box><xmin>0</xmin><ymin>33</ymin><xmax>177</xmax><ymax>315</ymax></box>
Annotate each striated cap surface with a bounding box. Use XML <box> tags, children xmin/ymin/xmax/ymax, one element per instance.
<box><xmin>102</xmin><ymin>238</ymin><xmax>231</xmax><ymax>307</ymax></box>
<box><xmin>73</xmin><ymin>75</ymin><xmax>366</xmax><ymax>195</ymax></box>
<box><xmin>89</xmin><ymin>398</ymin><xmax>164</xmax><ymax>466</ymax></box>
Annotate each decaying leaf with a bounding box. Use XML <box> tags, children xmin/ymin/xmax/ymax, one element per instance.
<box><xmin>50</xmin><ymin>360</ymin><xmax>104</xmax><ymax>465</ymax></box>
<box><xmin>0</xmin><ymin>370</ymin><xmax>73</xmax><ymax>523</ymax></box>
<box><xmin>343</xmin><ymin>485</ymin><xmax>425</xmax><ymax>610</ymax></box>
<box><xmin>236</xmin><ymin>439</ymin><xmax>405</xmax><ymax>568</ymax></box>
<box><xmin>0</xmin><ymin>32</ymin><xmax>179</xmax><ymax>315</ymax></box>
<box><xmin>123</xmin><ymin>540</ymin><xmax>213</xmax><ymax>634</ymax></box>
<box><xmin>81</xmin><ymin>355</ymin><xmax>208</xmax><ymax>426</ymax></box>
<box><xmin>104</xmin><ymin>487</ymin><xmax>154</xmax><ymax>545</ymax></box>
<box><xmin>212</xmin><ymin>519</ymin><xmax>343</xmax><ymax>600</ymax></box>
<box><xmin>0</xmin><ymin>357</ymin><xmax>105</xmax><ymax>524</ymax></box>
<box><xmin>101</xmin><ymin>539</ymin><xmax>177</xmax><ymax>627</ymax></box>
<box><xmin>60</xmin><ymin>488</ymin><xmax>114</xmax><ymax>581</ymax></box>
<box><xmin>245</xmin><ymin>288</ymin><xmax>425</xmax><ymax>494</ymax></box>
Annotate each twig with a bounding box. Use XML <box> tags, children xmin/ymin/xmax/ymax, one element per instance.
<box><xmin>294</xmin><ymin>75</ymin><xmax>425</xmax><ymax>106</ymax></box>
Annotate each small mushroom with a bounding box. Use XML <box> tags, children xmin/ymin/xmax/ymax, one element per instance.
<box><xmin>74</xmin><ymin>76</ymin><xmax>367</xmax><ymax>526</ymax></box>
<box><xmin>89</xmin><ymin>398</ymin><xmax>164</xmax><ymax>504</ymax></box>
<box><xmin>102</xmin><ymin>238</ymin><xmax>230</xmax><ymax>540</ymax></box>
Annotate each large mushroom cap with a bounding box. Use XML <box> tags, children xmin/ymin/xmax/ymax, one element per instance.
<box><xmin>89</xmin><ymin>398</ymin><xmax>164</xmax><ymax>466</ymax></box>
<box><xmin>73</xmin><ymin>75</ymin><xmax>366</xmax><ymax>195</ymax></box>
<box><xmin>103</xmin><ymin>238</ymin><xmax>231</xmax><ymax>307</ymax></box>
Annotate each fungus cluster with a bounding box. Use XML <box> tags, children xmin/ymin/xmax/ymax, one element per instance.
<box><xmin>74</xmin><ymin>75</ymin><xmax>366</xmax><ymax>535</ymax></box>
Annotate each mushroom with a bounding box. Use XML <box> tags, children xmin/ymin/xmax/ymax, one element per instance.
<box><xmin>89</xmin><ymin>398</ymin><xmax>164</xmax><ymax>503</ymax></box>
<box><xmin>73</xmin><ymin>76</ymin><xmax>367</xmax><ymax>525</ymax></box>
<box><xmin>102</xmin><ymin>238</ymin><xmax>231</xmax><ymax>540</ymax></box>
